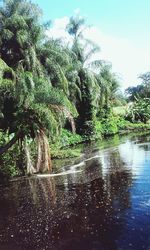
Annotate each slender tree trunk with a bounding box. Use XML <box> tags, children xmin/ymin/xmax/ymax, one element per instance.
<box><xmin>42</xmin><ymin>131</ymin><xmax>52</xmax><ymax>172</ymax></box>
<box><xmin>36</xmin><ymin>130</ymin><xmax>52</xmax><ymax>173</ymax></box>
<box><xmin>24</xmin><ymin>137</ymin><xmax>36</xmax><ymax>175</ymax></box>
<box><xmin>36</xmin><ymin>132</ymin><xmax>42</xmax><ymax>172</ymax></box>
<box><xmin>0</xmin><ymin>132</ymin><xmax>20</xmax><ymax>155</ymax></box>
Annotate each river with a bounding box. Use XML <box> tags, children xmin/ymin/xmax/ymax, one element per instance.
<box><xmin>0</xmin><ymin>133</ymin><xmax>150</xmax><ymax>250</ymax></box>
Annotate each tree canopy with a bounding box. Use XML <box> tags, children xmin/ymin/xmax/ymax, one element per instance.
<box><xmin>0</xmin><ymin>0</ymin><xmax>121</xmax><ymax>176</ymax></box>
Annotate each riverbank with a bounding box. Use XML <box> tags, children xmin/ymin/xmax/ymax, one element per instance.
<box><xmin>0</xmin><ymin>121</ymin><xmax>150</xmax><ymax>184</ymax></box>
<box><xmin>51</xmin><ymin>121</ymin><xmax>150</xmax><ymax>159</ymax></box>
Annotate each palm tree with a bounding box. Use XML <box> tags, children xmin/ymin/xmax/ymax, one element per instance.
<box><xmin>0</xmin><ymin>1</ymin><xmax>79</xmax><ymax>174</ymax></box>
<box><xmin>0</xmin><ymin>59</ymin><xmax>76</xmax><ymax>174</ymax></box>
<box><xmin>66</xmin><ymin>15</ymin><xmax>101</xmax><ymax>135</ymax></box>
<box><xmin>37</xmin><ymin>39</ymin><xmax>71</xmax><ymax>94</ymax></box>
<box><xmin>0</xmin><ymin>0</ymin><xmax>43</xmax><ymax>74</ymax></box>
<box><xmin>96</xmin><ymin>63</ymin><xmax>120</xmax><ymax>115</ymax></box>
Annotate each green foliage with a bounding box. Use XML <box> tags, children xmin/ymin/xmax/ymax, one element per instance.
<box><xmin>126</xmin><ymin>72</ymin><xmax>150</xmax><ymax>101</ymax></box>
<box><xmin>98</xmin><ymin>107</ymin><xmax>118</xmax><ymax>135</ymax></box>
<box><xmin>0</xmin><ymin>133</ymin><xmax>22</xmax><ymax>183</ymax></box>
<box><xmin>101</xmin><ymin>116</ymin><xmax>118</xmax><ymax>135</ymax></box>
<box><xmin>126</xmin><ymin>98</ymin><xmax>150</xmax><ymax>123</ymax></box>
<box><xmin>50</xmin><ymin>128</ymin><xmax>82</xmax><ymax>159</ymax></box>
<box><xmin>0</xmin><ymin>0</ymin><xmax>43</xmax><ymax>70</ymax></box>
<box><xmin>58</xmin><ymin>129</ymin><xmax>82</xmax><ymax>147</ymax></box>
<box><xmin>116</xmin><ymin>116</ymin><xmax>128</xmax><ymax>130</ymax></box>
<box><xmin>94</xmin><ymin>120</ymin><xmax>103</xmax><ymax>139</ymax></box>
<box><xmin>51</xmin><ymin>148</ymin><xmax>81</xmax><ymax>159</ymax></box>
<box><xmin>66</xmin><ymin>15</ymin><xmax>85</xmax><ymax>39</ymax></box>
<box><xmin>1</xmin><ymin>0</ymin><xmax>148</xmax><ymax>180</ymax></box>
<box><xmin>113</xmin><ymin>106</ymin><xmax>127</xmax><ymax>116</ymax></box>
<box><xmin>124</xmin><ymin>122</ymin><xmax>150</xmax><ymax>130</ymax></box>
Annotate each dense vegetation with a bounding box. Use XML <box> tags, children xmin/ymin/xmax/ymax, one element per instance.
<box><xmin>0</xmin><ymin>0</ymin><xmax>150</xmax><ymax>181</ymax></box>
<box><xmin>126</xmin><ymin>73</ymin><xmax>150</xmax><ymax>123</ymax></box>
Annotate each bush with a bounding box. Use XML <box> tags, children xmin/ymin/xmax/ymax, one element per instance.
<box><xmin>94</xmin><ymin>120</ymin><xmax>103</xmax><ymax>138</ymax></box>
<box><xmin>53</xmin><ymin>129</ymin><xmax>82</xmax><ymax>148</ymax></box>
<box><xmin>0</xmin><ymin>164</ymin><xmax>18</xmax><ymax>184</ymax></box>
<box><xmin>0</xmin><ymin>133</ymin><xmax>24</xmax><ymax>183</ymax></box>
<box><xmin>126</xmin><ymin>98</ymin><xmax>150</xmax><ymax>123</ymax></box>
<box><xmin>51</xmin><ymin>148</ymin><xmax>81</xmax><ymax>159</ymax></box>
<box><xmin>102</xmin><ymin>116</ymin><xmax>118</xmax><ymax>135</ymax></box>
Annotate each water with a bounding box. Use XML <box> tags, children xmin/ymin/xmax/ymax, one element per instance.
<box><xmin>0</xmin><ymin>133</ymin><xmax>150</xmax><ymax>250</ymax></box>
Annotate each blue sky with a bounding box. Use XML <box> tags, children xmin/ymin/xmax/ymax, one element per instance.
<box><xmin>34</xmin><ymin>0</ymin><xmax>150</xmax><ymax>43</ymax></box>
<box><xmin>34</xmin><ymin>0</ymin><xmax>150</xmax><ymax>89</ymax></box>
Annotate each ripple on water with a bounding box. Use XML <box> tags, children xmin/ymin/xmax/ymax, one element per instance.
<box><xmin>0</xmin><ymin>133</ymin><xmax>150</xmax><ymax>249</ymax></box>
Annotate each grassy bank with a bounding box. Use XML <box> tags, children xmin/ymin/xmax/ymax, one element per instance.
<box><xmin>51</xmin><ymin>118</ymin><xmax>150</xmax><ymax>159</ymax></box>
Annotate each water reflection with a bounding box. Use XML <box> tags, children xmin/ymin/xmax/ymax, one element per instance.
<box><xmin>0</xmin><ymin>133</ymin><xmax>150</xmax><ymax>249</ymax></box>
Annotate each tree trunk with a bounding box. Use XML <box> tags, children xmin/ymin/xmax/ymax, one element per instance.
<box><xmin>36</xmin><ymin>130</ymin><xmax>52</xmax><ymax>173</ymax></box>
<box><xmin>24</xmin><ymin>137</ymin><xmax>36</xmax><ymax>175</ymax></box>
<box><xmin>36</xmin><ymin>132</ymin><xmax>42</xmax><ymax>172</ymax></box>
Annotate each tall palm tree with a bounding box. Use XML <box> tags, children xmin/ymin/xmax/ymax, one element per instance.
<box><xmin>96</xmin><ymin>63</ymin><xmax>120</xmax><ymax>114</ymax></box>
<box><xmin>37</xmin><ymin>39</ymin><xmax>71</xmax><ymax>94</ymax></box>
<box><xmin>66</xmin><ymin>15</ymin><xmax>101</xmax><ymax>135</ymax></box>
<box><xmin>0</xmin><ymin>59</ymin><xmax>76</xmax><ymax>174</ymax></box>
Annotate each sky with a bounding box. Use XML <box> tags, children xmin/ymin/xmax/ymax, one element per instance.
<box><xmin>34</xmin><ymin>0</ymin><xmax>150</xmax><ymax>89</ymax></box>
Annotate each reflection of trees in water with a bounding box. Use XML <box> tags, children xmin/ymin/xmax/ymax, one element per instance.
<box><xmin>28</xmin><ymin>177</ymin><xmax>56</xmax><ymax>206</ymax></box>
<box><xmin>49</xmin><ymin>148</ymin><xmax>133</xmax><ymax>250</ymax></box>
<box><xmin>0</xmin><ymin>147</ymin><xmax>133</xmax><ymax>250</ymax></box>
<box><xmin>138</xmin><ymin>143</ymin><xmax>150</xmax><ymax>152</ymax></box>
<box><xmin>105</xmin><ymin>150</ymin><xmax>132</xmax><ymax>210</ymax></box>
<box><xmin>133</xmin><ymin>134</ymin><xmax>150</xmax><ymax>144</ymax></box>
<box><xmin>0</xmin><ymin>177</ymin><xmax>57</xmax><ymax>250</ymax></box>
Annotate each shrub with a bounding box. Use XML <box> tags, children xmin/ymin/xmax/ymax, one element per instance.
<box><xmin>54</xmin><ymin>129</ymin><xmax>82</xmax><ymax>147</ymax></box>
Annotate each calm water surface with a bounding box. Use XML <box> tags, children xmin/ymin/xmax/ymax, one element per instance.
<box><xmin>0</xmin><ymin>133</ymin><xmax>150</xmax><ymax>250</ymax></box>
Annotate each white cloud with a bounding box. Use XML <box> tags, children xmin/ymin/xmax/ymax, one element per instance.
<box><xmin>84</xmin><ymin>26</ymin><xmax>150</xmax><ymax>89</ymax></box>
<box><xmin>74</xmin><ymin>8</ymin><xmax>80</xmax><ymax>15</ymax></box>
<box><xmin>46</xmin><ymin>16</ymin><xmax>70</xmax><ymax>43</ymax></box>
<box><xmin>46</xmin><ymin>17</ymin><xmax>150</xmax><ymax>90</ymax></box>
